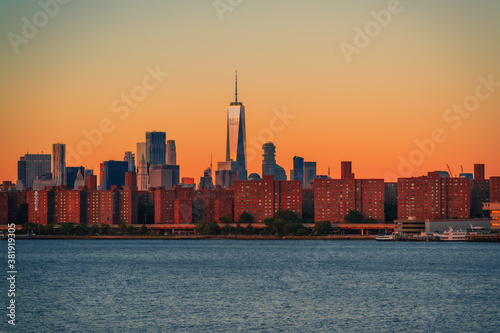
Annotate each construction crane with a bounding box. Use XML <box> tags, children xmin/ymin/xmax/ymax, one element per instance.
<box><xmin>446</xmin><ymin>164</ymin><xmax>455</xmax><ymax>178</ymax></box>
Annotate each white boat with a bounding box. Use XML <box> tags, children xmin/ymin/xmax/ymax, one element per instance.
<box><xmin>375</xmin><ymin>234</ymin><xmax>395</xmax><ymax>241</ymax></box>
<box><xmin>434</xmin><ymin>227</ymin><xmax>467</xmax><ymax>241</ymax></box>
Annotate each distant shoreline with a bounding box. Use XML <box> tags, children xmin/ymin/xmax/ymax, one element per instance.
<box><xmin>12</xmin><ymin>235</ymin><xmax>376</xmax><ymax>241</ymax></box>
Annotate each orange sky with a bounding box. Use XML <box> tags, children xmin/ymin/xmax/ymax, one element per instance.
<box><xmin>1</xmin><ymin>0</ymin><xmax>500</xmax><ymax>183</ymax></box>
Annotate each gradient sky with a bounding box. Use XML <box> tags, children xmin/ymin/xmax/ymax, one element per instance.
<box><xmin>1</xmin><ymin>0</ymin><xmax>499</xmax><ymax>183</ymax></box>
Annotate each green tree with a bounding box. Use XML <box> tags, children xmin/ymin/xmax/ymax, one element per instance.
<box><xmin>274</xmin><ymin>209</ymin><xmax>299</xmax><ymax>223</ymax></box>
<box><xmin>235</xmin><ymin>221</ymin><xmax>242</xmax><ymax>235</ymax></box>
<box><xmin>363</xmin><ymin>217</ymin><xmax>378</xmax><ymax>224</ymax></box>
<box><xmin>195</xmin><ymin>220</ymin><xmax>220</xmax><ymax>235</ymax></box>
<box><xmin>91</xmin><ymin>224</ymin><xmax>99</xmax><ymax>235</ymax></box>
<box><xmin>101</xmin><ymin>224</ymin><xmax>110</xmax><ymax>235</ymax></box>
<box><xmin>283</xmin><ymin>220</ymin><xmax>303</xmax><ymax>235</ymax></box>
<box><xmin>246</xmin><ymin>223</ymin><xmax>254</xmax><ymax>235</ymax></box>
<box><xmin>118</xmin><ymin>223</ymin><xmax>127</xmax><ymax>235</ymax></box>
<box><xmin>238</xmin><ymin>211</ymin><xmax>254</xmax><ymax>225</ymax></box>
<box><xmin>296</xmin><ymin>228</ymin><xmax>306</xmax><ymax>236</ymax></box>
<box><xmin>314</xmin><ymin>220</ymin><xmax>331</xmax><ymax>236</ymax></box>
<box><xmin>272</xmin><ymin>218</ymin><xmax>286</xmax><ymax>236</ymax></box>
<box><xmin>60</xmin><ymin>222</ymin><xmax>75</xmax><ymax>235</ymax></box>
<box><xmin>75</xmin><ymin>223</ymin><xmax>88</xmax><ymax>236</ymax></box>
<box><xmin>344</xmin><ymin>210</ymin><xmax>363</xmax><ymax>224</ymax></box>
<box><xmin>222</xmin><ymin>223</ymin><xmax>232</xmax><ymax>235</ymax></box>
<box><xmin>42</xmin><ymin>224</ymin><xmax>55</xmax><ymax>235</ymax></box>
<box><xmin>140</xmin><ymin>224</ymin><xmax>148</xmax><ymax>234</ymax></box>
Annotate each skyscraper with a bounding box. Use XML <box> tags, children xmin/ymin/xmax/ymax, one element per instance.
<box><xmin>73</xmin><ymin>169</ymin><xmax>85</xmax><ymax>190</ymax></box>
<box><xmin>166</xmin><ymin>140</ymin><xmax>176</xmax><ymax>165</ymax></box>
<box><xmin>66</xmin><ymin>166</ymin><xmax>85</xmax><ymax>189</ymax></box>
<box><xmin>199</xmin><ymin>167</ymin><xmax>214</xmax><ymax>190</ymax></box>
<box><xmin>136</xmin><ymin>142</ymin><xmax>146</xmax><ymax>169</ymax></box>
<box><xmin>52</xmin><ymin>143</ymin><xmax>66</xmax><ymax>186</ymax></box>
<box><xmin>148</xmin><ymin>164</ymin><xmax>180</xmax><ymax>190</ymax></box>
<box><xmin>291</xmin><ymin>156</ymin><xmax>304</xmax><ymax>184</ymax></box>
<box><xmin>262</xmin><ymin>142</ymin><xmax>287</xmax><ymax>181</ymax></box>
<box><xmin>17</xmin><ymin>153</ymin><xmax>51</xmax><ymax>189</ymax></box>
<box><xmin>137</xmin><ymin>154</ymin><xmax>149</xmax><ymax>191</ymax></box>
<box><xmin>303</xmin><ymin>162</ymin><xmax>317</xmax><ymax>187</ymax></box>
<box><xmin>146</xmin><ymin>131</ymin><xmax>166</xmax><ymax>165</ymax></box>
<box><xmin>123</xmin><ymin>151</ymin><xmax>135</xmax><ymax>172</ymax></box>
<box><xmin>226</xmin><ymin>71</ymin><xmax>247</xmax><ymax>180</ymax></box>
<box><xmin>262</xmin><ymin>142</ymin><xmax>276</xmax><ymax>177</ymax></box>
<box><xmin>101</xmin><ymin>160</ymin><xmax>129</xmax><ymax>190</ymax></box>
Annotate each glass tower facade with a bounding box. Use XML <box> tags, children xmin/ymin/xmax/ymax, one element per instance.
<box><xmin>292</xmin><ymin>156</ymin><xmax>304</xmax><ymax>183</ymax></box>
<box><xmin>226</xmin><ymin>72</ymin><xmax>247</xmax><ymax>180</ymax></box>
<box><xmin>17</xmin><ymin>153</ymin><xmax>51</xmax><ymax>189</ymax></box>
<box><xmin>146</xmin><ymin>131</ymin><xmax>166</xmax><ymax>166</ymax></box>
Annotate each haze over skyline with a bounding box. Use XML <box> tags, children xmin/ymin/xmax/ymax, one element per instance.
<box><xmin>1</xmin><ymin>0</ymin><xmax>500</xmax><ymax>183</ymax></box>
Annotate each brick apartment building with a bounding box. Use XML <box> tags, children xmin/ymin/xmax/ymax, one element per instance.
<box><xmin>398</xmin><ymin>171</ymin><xmax>470</xmax><ymax>220</ymax></box>
<box><xmin>234</xmin><ymin>175</ymin><xmax>302</xmax><ymax>223</ymax></box>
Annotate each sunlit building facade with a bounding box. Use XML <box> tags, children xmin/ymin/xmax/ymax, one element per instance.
<box><xmin>52</xmin><ymin>143</ymin><xmax>66</xmax><ymax>186</ymax></box>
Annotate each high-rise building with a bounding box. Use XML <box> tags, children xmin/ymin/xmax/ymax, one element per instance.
<box><xmin>101</xmin><ymin>160</ymin><xmax>129</xmax><ymax>190</ymax></box>
<box><xmin>215</xmin><ymin>170</ymin><xmax>238</xmax><ymax>189</ymax></box>
<box><xmin>17</xmin><ymin>159</ymin><xmax>26</xmax><ymax>190</ymax></box>
<box><xmin>73</xmin><ymin>171</ymin><xmax>85</xmax><ymax>190</ymax></box>
<box><xmin>66</xmin><ymin>166</ymin><xmax>85</xmax><ymax>189</ymax></box>
<box><xmin>474</xmin><ymin>164</ymin><xmax>485</xmax><ymax>180</ymax></box>
<box><xmin>125</xmin><ymin>171</ymin><xmax>137</xmax><ymax>190</ymax></box>
<box><xmin>166</xmin><ymin>140</ymin><xmax>176</xmax><ymax>165</ymax></box>
<box><xmin>17</xmin><ymin>153</ymin><xmax>51</xmax><ymax>189</ymax></box>
<box><xmin>52</xmin><ymin>143</ymin><xmax>66</xmax><ymax>186</ymax></box>
<box><xmin>471</xmin><ymin>164</ymin><xmax>489</xmax><ymax>218</ymax></box>
<box><xmin>124</xmin><ymin>151</ymin><xmax>135</xmax><ymax>172</ymax></box>
<box><xmin>314</xmin><ymin>162</ymin><xmax>385</xmax><ymax>223</ymax></box>
<box><xmin>226</xmin><ymin>71</ymin><xmax>247</xmax><ymax>180</ymax></box>
<box><xmin>398</xmin><ymin>171</ymin><xmax>470</xmax><ymax>220</ymax></box>
<box><xmin>291</xmin><ymin>156</ymin><xmax>304</xmax><ymax>184</ymax></box>
<box><xmin>199</xmin><ymin>165</ymin><xmax>214</xmax><ymax>190</ymax></box>
<box><xmin>262</xmin><ymin>142</ymin><xmax>276</xmax><ymax>177</ymax></box>
<box><xmin>136</xmin><ymin>142</ymin><xmax>146</xmax><ymax>169</ymax></box>
<box><xmin>275</xmin><ymin>165</ymin><xmax>287</xmax><ymax>181</ymax></box>
<box><xmin>137</xmin><ymin>154</ymin><xmax>149</xmax><ymax>191</ymax></box>
<box><xmin>234</xmin><ymin>175</ymin><xmax>302</xmax><ymax>223</ymax></box>
<box><xmin>86</xmin><ymin>175</ymin><xmax>97</xmax><ymax>191</ymax></box>
<box><xmin>490</xmin><ymin>177</ymin><xmax>500</xmax><ymax>203</ymax></box>
<box><xmin>149</xmin><ymin>164</ymin><xmax>180</xmax><ymax>190</ymax></box>
<box><xmin>341</xmin><ymin>161</ymin><xmax>355</xmax><ymax>179</ymax></box>
<box><xmin>261</xmin><ymin>142</ymin><xmax>287</xmax><ymax>181</ymax></box>
<box><xmin>303</xmin><ymin>162</ymin><xmax>317</xmax><ymax>187</ymax></box>
<box><xmin>146</xmin><ymin>131</ymin><xmax>166</xmax><ymax>165</ymax></box>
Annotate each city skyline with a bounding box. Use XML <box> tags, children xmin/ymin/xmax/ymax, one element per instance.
<box><xmin>1</xmin><ymin>1</ymin><xmax>500</xmax><ymax>183</ymax></box>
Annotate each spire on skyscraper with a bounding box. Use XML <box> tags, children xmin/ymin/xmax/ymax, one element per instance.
<box><xmin>235</xmin><ymin>69</ymin><xmax>238</xmax><ymax>104</ymax></box>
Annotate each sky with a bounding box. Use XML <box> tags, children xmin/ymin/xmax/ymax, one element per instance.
<box><xmin>1</xmin><ymin>0</ymin><xmax>499</xmax><ymax>183</ymax></box>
